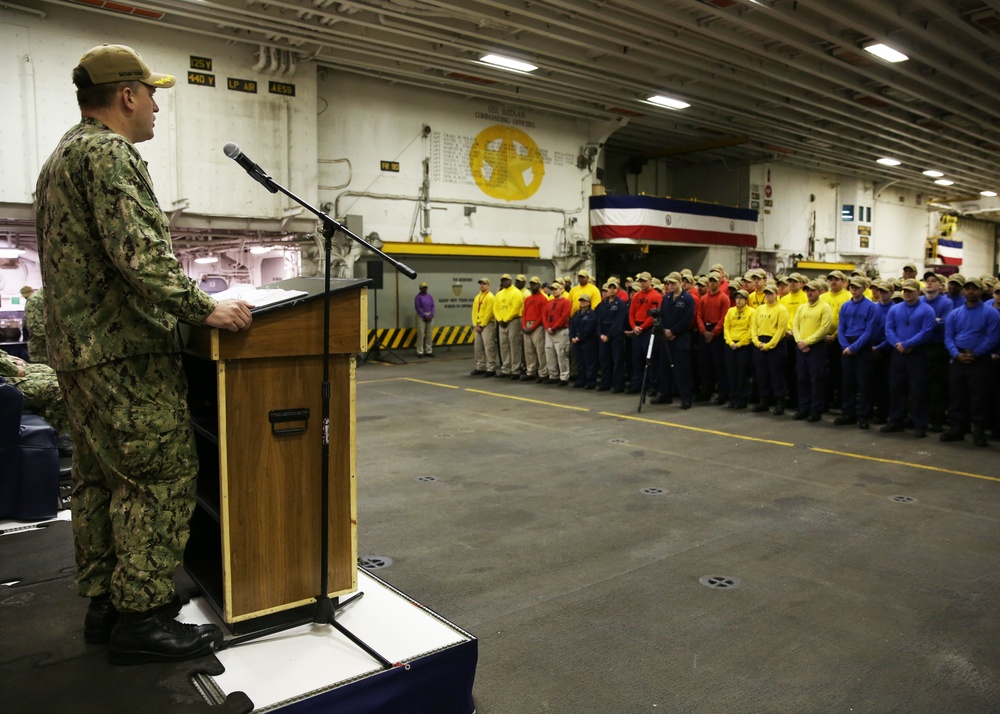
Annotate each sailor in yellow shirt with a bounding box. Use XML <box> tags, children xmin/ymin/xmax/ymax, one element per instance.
<box><xmin>820</xmin><ymin>270</ymin><xmax>851</xmax><ymax>409</ymax></box>
<box><xmin>751</xmin><ymin>283</ymin><xmax>790</xmax><ymax>414</ymax></box>
<box><xmin>494</xmin><ymin>273</ymin><xmax>525</xmax><ymax>378</ymax></box>
<box><xmin>471</xmin><ymin>277</ymin><xmax>498</xmax><ymax>376</ymax></box>
<box><xmin>792</xmin><ymin>280</ymin><xmax>834</xmax><ymax>421</ymax></box>
<box><xmin>747</xmin><ymin>269</ymin><xmax>768</xmax><ymax>308</ymax></box>
<box><xmin>723</xmin><ymin>289</ymin><xmax>756</xmax><ymax>409</ymax></box>
<box><xmin>569</xmin><ymin>269</ymin><xmax>603</xmax><ymax>316</ymax></box>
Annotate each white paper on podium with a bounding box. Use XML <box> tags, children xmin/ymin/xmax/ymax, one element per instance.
<box><xmin>211</xmin><ymin>285</ymin><xmax>308</xmax><ymax>308</ymax></box>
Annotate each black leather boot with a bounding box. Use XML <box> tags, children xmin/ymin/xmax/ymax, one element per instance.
<box><xmin>85</xmin><ymin>594</ymin><xmax>183</xmax><ymax>645</ymax></box>
<box><xmin>108</xmin><ymin>610</ymin><xmax>222</xmax><ymax>665</ymax></box>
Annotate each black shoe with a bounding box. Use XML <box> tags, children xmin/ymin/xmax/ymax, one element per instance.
<box><xmin>807</xmin><ymin>412</ymin><xmax>822</xmax><ymax>423</ymax></box>
<box><xmin>712</xmin><ymin>396</ymin><xmax>728</xmax><ymax>406</ymax></box>
<box><xmin>558</xmin><ymin>380</ymin><xmax>569</xmax><ymax>387</ymax></box>
<box><xmin>572</xmin><ymin>382</ymin><xmax>585</xmax><ymax>388</ymax></box>
<box><xmin>416</xmin><ymin>354</ymin><xmax>424</xmax><ymax>358</ymax></box>
<box><xmin>939</xmin><ymin>429</ymin><xmax>964</xmax><ymax>443</ymax></box>
<box><xmin>470</xmin><ymin>369</ymin><xmax>485</xmax><ymax>376</ymax></box>
<box><xmin>751</xmin><ymin>403</ymin><xmax>769</xmax><ymax>413</ymax></box>
<box><xmin>521</xmin><ymin>374</ymin><xmax>535</xmax><ymax>381</ymax></box>
<box><xmin>425</xmin><ymin>353</ymin><xmax>436</xmax><ymax>358</ymax></box>
<box><xmin>680</xmin><ymin>401</ymin><xmax>692</xmax><ymax>410</ymax></box>
<box><xmin>880</xmin><ymin>423</ymin><xmax>904</xmax><ymax>433</ymax></box>
<box><xmin>792</xmin><ymin>411</ymin><xmax>809</xmax><ymax>421</ymax></box>
<box><xmin>625</xmin><ymin>386</ymin><xmax>639</xmax><ymax>394</ymax></box>
<box><xmin>85</xmin><ymin>594</ymin><xmax>182</xmax><ymax>645</ymax></box>
<box><xmin>650</xmin><ymin>396</ymin><xmax>672</xmax><ymax>405</ymax></box>
<box><xmin>872</xmin><ymin>417</ymin><xmax>888</xmax><ymax>425</ymax></box>
<box><xmin>973</xmin><ymin>428</ymin><xmax>988</xmax><ymax>447</ymax></box>
<box><xmin>481</xmin><ymin>372</ymin><xmax>495</xmax><ymax>378</ymax></box>
<box><xmin>913</xmin><ymin>427</ymin><xmax>926</xmax><ymax>438</ymax></box>
<box><xmin>772</xmin><ymin>399</ymin><xmax>786</xmax><ymax>416</ymax></box>
<box><xmin>585</xmin><ymin>385</ymin><xmax>596</xmax><ymax>390</ymax></box>
<box><xmin>510</xmin><ymin>374</ymin><xmax>520</xmax><ymax>380</ymax></box>
<box><xmin>596</xmin><ymin>386</ymin><xmax>609</xmax><ymax>392</ymax></box>
<box><xmin>928</xmin><ymin>423</ymin><xmax>944</xmax><ymax>433</ymax></box>
<box><xmin>833</xmin><ymin>416</ymin><xmax>857</xmax><ymax>426</ymax></box>
<box><xmin>858</xmin><ymin>421</ymin><xmax>869</xmax><ymax>430</ymax></box>
<box><xmin>693</xmin><ymin>393</ymin><xmax>711</xmax><ymax>402</ymax></box>
<box><xmin>611</xmin><ymin>388</ymin><xmax>624</xmax><ymax>394</ymax></box>
<box><xmin>108</xmin><ymin>611</ymin><xmax>222</xmax><ymax>665</ymax></box>
<box><xmin>536</xmin><ymin>377</ymin><xmax>546</xmax><ymax>384</ymax></box>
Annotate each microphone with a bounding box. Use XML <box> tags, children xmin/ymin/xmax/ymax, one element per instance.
<box><xmin>223</xmin><ymin>142</ymin><xmax>278</xmax><ymax>193</ymax></box>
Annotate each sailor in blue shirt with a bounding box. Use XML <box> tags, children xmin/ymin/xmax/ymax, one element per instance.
<box><xmin>940</xmin><ymin>277</ymin><xmax>1000</xmax><ymax>446</ymax></box>
<box><xmin>834</xmin><ymin>276</ymin><xmax>877</xmax><ymax>428</ymax></box>
<box><xmin>595</xmin><ymin>280</ymin><xmax>628</xmax><ymax>392</ymax></box>
<box><xmin>569</xmin><ymin>294</ymin><xmax>599</xmax><ymax>389</ymax></box>
<box><xmin>869</xmin><ymin>280</ymin><xmax>896</xmax><ymax>423</ymax></box>
<box><xmin>921</xmin><ymin>273</ymin><xmax>954</xmax><ymax>431</ymax></box>
<box><xmin>881</xmin><ymin>279</ymin><xmax>937</xmax><ymax>437</ymax></box>
<box><xmin>652</xmin><ymin>272</ymin><xmax>695</xmax><ymax>407</ymax></box>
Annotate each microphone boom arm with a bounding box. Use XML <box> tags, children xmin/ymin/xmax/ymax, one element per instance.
<box><xmin>223</xmin><ymin>143</ymin><xmax>416</xmax><ymax>280</ymax></box>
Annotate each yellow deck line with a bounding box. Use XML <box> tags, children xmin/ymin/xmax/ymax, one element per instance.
<box><xmin>404</xmin><ymin>378</ymin><xmax>460</xmax><ymax>389</ymax></box>
<box><xmin>808</xmin><ymin>447</ymin><xmax>1000</xmax><ymax>483</ymax></box>
<box><xmin>603</xmin><ymin>412</ymin><xmax>797</xmax><ymax>447</ymax></box>
<box><xmin>464</xmin><ymin>388</ymin><xmax>591</xmax><ymax>411</ymax></box>
<box><xmin>377</xmin><ymin>377</ymin><xmax>998</xmax><ymax>484</ymax></box>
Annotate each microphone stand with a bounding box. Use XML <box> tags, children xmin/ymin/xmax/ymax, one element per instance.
<box><xmin>218</xmin><ymin>155</ymin><xmax>415</xmax><ymax>668</ymax></box>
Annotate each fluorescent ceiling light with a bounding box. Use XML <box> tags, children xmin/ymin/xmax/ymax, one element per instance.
<box><xmin>645</xmin><ymin>95</ymin><xmax>691</xmax><ymax>110</ymax></box>
<box><xmin>0</xmin><ymin>248</ymin><xmax>25</xmax><ymax>259</ymax></box>
<box><xmin>479</xmin><ymin>54</ymin><xmax>537</xmax><ymax>73</ymax></box>
<box><xmin>934</xmin><ymin>179</ymin><xmax>954</xmax><ymax>186</ymax></box>
<box><xmin>864</xmin><ymin>43</ymin><xmax>909</xmax><ymax>63</ymax></box>
<box><xmin>922</xmin><ymin>170</ymin><xmax>944</xmax><ymax>177</ymax></box>
<box><xmin>980</xmin><ymin>190</ymin><xmax>997</xmax><ymax>197</ymax></box>
<box><xmin>194</xmin><ymin>256</ymin><xmax>219</xmax><ymax>264</ymax></box>
<box><xmin>249</xmin><ymin>246</ymin><xmax>274</xmax><ymax>255</ymax></box>
<box><xmin>876</xmin><ymin>157</ymin><xmax>901</xmax><ymax>166</ymax></box>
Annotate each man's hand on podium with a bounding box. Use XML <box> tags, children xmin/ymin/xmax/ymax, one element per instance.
<box><xmin>205</xmin><ymin>299</ymin><xmax>255</xmax><ymax>332</ymax></box>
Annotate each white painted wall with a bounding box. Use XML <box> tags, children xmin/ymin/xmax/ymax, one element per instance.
<box><xmin>1</xmin><ymin>4</ymin><xmax>318</xmax><ymax>220</ymax></box>
<box><xmin>317</xmin><ymin>72</ymin><xmax>600</xmax><ymax>258</ymax></box>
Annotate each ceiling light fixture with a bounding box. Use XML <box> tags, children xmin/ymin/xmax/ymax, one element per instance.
<box><xmin>645</xmin><ymin>95</ymin><xmax>691</xmax><ymax>110</ymax></box>
<box><xmin>479</xmin><ymin>54</ymin><xmax>537</xmax><ymax>73</ymax></box>
<box><xmin>876</xmin><ymin>157</ymin><xmax>901</xmax><ymax>166</ymax></box>
<box><xmin>194</xmin><ymin>256</ymin><xmax>219</xmax><ymax>264</ymax></box>
<box><xmin>922</xmin><ymin>170</ymin><xmax>944</xmax><ymax>177</ymax></box>
<box><xmin>863</xmin><ymin>43</ymin><xmax>909</xmax><ymax>63</ymax></box>
<box><xmin>980</xmin><ymin>190</ymin><xmax>997</xmax><ymax>197</ymax></box>
<box><xmin>933</xmin><ymin>179</ymin><xmax>954</xmax><ymax>186</ymax></box>
<box><xmin>249</xmin><ymin>246</ymin><xmax>274</xmax><ymax>255</ymax></box>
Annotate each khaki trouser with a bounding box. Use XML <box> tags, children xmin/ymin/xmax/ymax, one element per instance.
<box><xmin>474</xmin><ymin>321</ymin><xmax>498</xmax><ymax>372</ymax></box>
<box><xmin>498</xmin><ymin>320</ymin><xmax>523</xmax><ymax>376</ymax></box>
<box><xmin>545</xmin><ymin>329</ymin><xmax>570</xmax><ymax>381</ymax></box>
<box><xmin>524</xmin><ymin>325</ymin><xmax>547</xmax><ymax>378</ymax></box>
<box><xmin>416</xmin><ymin>316</ymin><xmax>434</xmax><ymax>355</ymax></box>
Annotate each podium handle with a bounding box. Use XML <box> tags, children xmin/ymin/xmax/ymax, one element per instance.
<box><xmin>269</xmin><ymin>408</ymin><xmax>310</xmax><ymax>435</ymax></box>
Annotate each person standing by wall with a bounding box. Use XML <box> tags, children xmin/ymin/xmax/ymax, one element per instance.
<box><xmin>596</xmin><ymin>279</ymin><xmax>627</xmax><ymax>393</ymax></box>
<box><xmin>792</xmin><ymin>281</ymin><xmax>833</xmax><ymax>422</ymax></box>
<box><xmin>521</xmin><ymin>276</ymin><xmax>549</xmax><ymax>383</ymax></box>
<box><xmin>494</xmin><ymin>274</ymin><xmax>524</xmax><ymax>380</ymax></box>
<box><xmin>751</xmin><ymin>283</ymin><xmax>789</xmax><ymax>414</ymax></box>
<box><xmin>35</xmin><ymin>44</ymin><xmax>254</xmax><ymax>664</ymax></box>
<box><xmin>834</xmin><ymin>276</ymin><xmax>877</xmax><ymax>430</ymax></box>
<box><xmin>569</xmin><ymin>294</ymin><xmax>599</xmax><ymax>389</ymax></box>
<box><xmin>414</xmin><ymin>281</ymin><xmax>435</xmax><ymax>358</ymax></box>
<box><xmin>881</xmin><ymin>279</ymin><xmax>936</xmax><ymax>437</ymax></box>
<box><xmin>542</xmin><ymin>280</ymin><xmax>571</xmax><ymax>386</ymax></box>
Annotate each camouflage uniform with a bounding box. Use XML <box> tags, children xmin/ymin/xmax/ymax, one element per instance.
<box><xmin>23</xmin><ymin>288</ymin><xmax>48</xmax><ymax>365</ymax></box>
<box><xmin>35</xmin><ymin>117</ymin><xmax>216</xmax><ymax>613</ymax></box>
<box><xmin>0</xmin><ymin>348</ymin><xmax>68</xmax><ymax>433</ymax></box>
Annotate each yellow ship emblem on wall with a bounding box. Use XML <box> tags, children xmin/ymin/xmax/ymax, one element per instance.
<box><xmin>469</xmin><ymin>125</ymin><xmax>545</xmax><ymax>202</ymax></box>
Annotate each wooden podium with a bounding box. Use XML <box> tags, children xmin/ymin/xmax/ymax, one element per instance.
<box><xmin>181</xmin><ymin>277</ymin><xmax>368</xmax><ymax>627</ymax></box>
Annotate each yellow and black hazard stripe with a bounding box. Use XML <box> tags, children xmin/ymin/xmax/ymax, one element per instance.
<box><xmin>365</xmin><ymin>325</ymin><xmax>475</xmax><ymax>351</ymax></box>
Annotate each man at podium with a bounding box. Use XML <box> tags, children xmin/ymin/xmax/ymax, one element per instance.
<box><xmin>35</xmin><ymin>43</ymin><xmax>254</xmax><ymax>665</ymax></box>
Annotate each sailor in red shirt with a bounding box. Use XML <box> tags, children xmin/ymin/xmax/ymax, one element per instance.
<box><xmin>626</xmin><ymin>272</ymin><xmax>663</xmax><ymax>393</ymax></box>
<box><xmin>521</xmin><ymin>276</ymin><xmax>549</xmax><ymax>382</ymax></box>
<box><xmin>542</xmin><ymin>280</ymin><xmax>572</xmax><ymax>385</ymax></box>
<box><xmin>696</xmin><ymin>272</ymin><xmax>732</xmax><ymax>403</ymax></box>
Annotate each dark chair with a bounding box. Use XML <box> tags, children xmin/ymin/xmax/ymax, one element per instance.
<box><xmin>0</xmin><ymin>377</ymin><xmax>61</xmax><ymax>520</ymax></box>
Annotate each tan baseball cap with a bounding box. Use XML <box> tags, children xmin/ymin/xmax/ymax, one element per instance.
<box><xmin>529</xmin><ymin>276</ymin><xmax>541</xmax><ymax>284</ymax></box>
<box><xmin>664</xmin><ymin>272</ymin><xmax>683</xmax><ymax>284</ymax></box>
<box><xmin>848</xmin><ymin>276</ymin><xmax>869</xmax><ymax>289</ymax></box>
<box><xmin>901</xmin><ymin>278</ymin><xmax>921</xmax><ymax>292</ymax></box>
<box><xmin>515</xmin><ymin>274</ymin><xmax>527</xmax><ymax>282</ymax></box>
<box><xmin>77</xmin><ymin>44</ymin><xmax>175</xmax><ymax>88</ymax></box>
<box><xmin>636</xmin><ymin>271</ymin><xmax>652</xmax><ymax>281</ymax></box>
